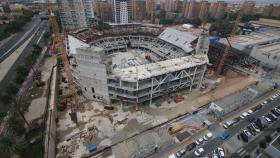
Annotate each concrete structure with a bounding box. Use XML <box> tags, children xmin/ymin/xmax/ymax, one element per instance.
<box><xmin>249</xmin><ymin>18</ymin><xmax>280</xmax><ymax>29</ymax></box>
<box><xmin>263</xmin><ymin>4</ymin><xmax>280</xmax><ymax>17</ymax></box>
<box><xmin>209</xmin><ymin>1</ymin><xmax>227</xmax><ymax>20</ymax></box>
<box><xmin>218</xmin><ymin>31</ymin><xmax>280</xmax><ymax>70</ymax></box>
<box><xmin>198</xmin><ymin>1</ymin><xmax>211</xmax><ymax>22</ymax></box>
<box><xmin>114</xmin><ymin>0</ymin><xmax>132</xmax><ymax>24</ymax></box>
<box><xmin>164</xmin><ymin>0</ymin><xmax>176</xmax><ymax>12</ymax></box>
<box><xmin>243</xmin><ymin>1</ymin><xmax>256</xmax><ymax>15</ymax></box>
<box><xmin>68</xmin><ymin>24</ymin><xmax>209</xmax><ymax>105</ymax></box>
<box><xmin>95</xmin><ymin>1</ymin><xmax>114</xmax><ymax>22</ymax></box>
<box><xmin>131</xmin><ymin>0</ymin><xmax>146</xmax><ymax>21</ymax></box>
<box><xmin>57</xmin><ymin>0</ymin><xmax>95</xmax><ymax>29</ymax></box>
<box><xmin>186</xmin><ymin>1</ymin><xmax>200</xmax><ymax>19</ymax></box>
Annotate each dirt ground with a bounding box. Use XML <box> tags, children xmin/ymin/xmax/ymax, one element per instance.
<box><xmin>192</xmin><ymin>76</ymin><xmax>257</xmax><ymax>109</ymax></box>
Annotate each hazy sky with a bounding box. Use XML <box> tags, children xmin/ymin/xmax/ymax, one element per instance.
<box><xmin>205</xmin><ymin>0</ymin><xmax>280</xmax><ymax>4</ymax></box>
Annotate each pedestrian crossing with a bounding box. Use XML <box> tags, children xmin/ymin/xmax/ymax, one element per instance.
<box><xmin>236</xmin><ymin>147</ymin><xmax>248</xmax><ymax>157</ymax></box>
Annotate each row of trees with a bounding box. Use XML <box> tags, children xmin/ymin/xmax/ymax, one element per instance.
<box><xmin>0</xmin><ymin>44</ymin><xmax>43</xmax><ymax>158</ymax></box>
<box><xmin>0</xmin><ymin>11</ymin><xmax>34</xmax><ymax>41</ymax></box>
<box><xmin>0</xmin><ymin>44</ymin><xmax>42</xmax><ymax>108</ymax></box>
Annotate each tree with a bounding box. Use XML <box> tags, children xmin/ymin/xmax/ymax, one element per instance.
<box><xmin>259</xmin><ymin>140</ymin><xmax>267</xmax><ymax>149</ymax></box>
<box><xmin>6</xmin><ymin>116</ymin><xmax>25</xmax><ymax>136</ymax></box>
<box><xmin>210</xmin><ymin>20</ymin><xmax>234</xmax><ymax>37</ymax></box>
<box><xmin>243</xmin><ymin>154</ymin><xmax>250</xmax><ymax>158</ymax></box>
<box><xmin>190</xmin><ymin>18</ymin><xmax>202</xmax><ymax>27</ymax></box>
<box><xmin>5</xmin><ymin>82</ymin><xmax>19</xmax><ymax>95</ymax></box>
<box><xmin>16</xmin><ymin>65</ymin><xmax>29</xmax><ymax>76</ymax></box>
<box><xmin>265</xmin><ymin>135</ymin><xmax>272</xmax><ymax>143</ymax></box>
<box><xmin>0</xmin><ymin>135</ymin><xmax>28</xmax><ymax>158</ymax></box>
<box><xmin>277</xmin><ymin>127</ymin><xmax>280</xmax><ymax>133</ymax></box>
<box><xmin>14</xmin><ymin>74</ymin><xmax>25</xmax><ymax>84</ymax></box>
<box><xmin>0</xmin><ymin>92</ymin><xmax>13</xmax><ymax>104</ymax></box>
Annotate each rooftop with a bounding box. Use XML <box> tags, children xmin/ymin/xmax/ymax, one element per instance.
<box><xmin>158</xmin><ymin>28</ymin><xmax>197</xmax><ymax>53</ymax></box>
<box><xmin>111</xmin><ymin>54</ymin><xmax>208</xmax><ymax>82</ymax></box>
<box><xmin>221</xmin><ymin>32</ymin><xmax>280</xmax><ymax>46</ymax></box>
<box><xmin>258</xmin><ymin>42</ymin><xmax>280</xmax><ymax>56</ymax></box>
<box><xmin>250</xmin><ymin>18</ymin><xmax>280</xmax><ymax>28</ymax></box>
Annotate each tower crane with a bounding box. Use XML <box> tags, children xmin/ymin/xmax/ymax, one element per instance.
<box><xmin>216</xmin><ymin>1</ymin><xmax>246</xmax><ymax>75</ymax></box>
<box><xmin>47</xmin><ymin>1</ymin><xmax>79</xmax><ymax>123</ymax></box>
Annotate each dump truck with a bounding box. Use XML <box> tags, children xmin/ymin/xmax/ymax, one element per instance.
<box><xmin>169</xmin><ymin>124</ymin><xmax>184</xmax><ymax>134</ymax></box>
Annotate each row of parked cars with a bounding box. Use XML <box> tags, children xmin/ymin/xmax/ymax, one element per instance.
<box><xmin>238</xmin><ymin>91</ymin><xmax>280</xmax><ymax>142</ymax></box>
<box><xmin>222</xmin><ymin>92</ymin><xmax>277</xmax><ymax>130</ymax></box>
<box><xmin>168</xmin><ymin>132</ymin><xmax>213</xmax><ymax>158</ymax></box>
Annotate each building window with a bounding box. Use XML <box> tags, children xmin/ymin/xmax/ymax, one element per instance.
<box><xmin>85</xmin><ymin>87</ymin><xmax>87</xmax><ymax>91</ymax></box>
<box><xmin>97</xmin><ymin>96</ymin><xmax>100</xmax><ymax>100</ymax></box>
<box><xmin>93</xmin><ymin>95</ymin><xmax>96</xmax><ymax>98</ymax></box>
<box><xmin>92</xmin><ymin>87</ymin><xmax>95</xmax><ymax>93</ymax></box>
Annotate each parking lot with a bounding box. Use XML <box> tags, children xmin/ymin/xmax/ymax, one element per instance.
<box><xmin>167</xmin><ymin>90</ymin><xmax>280</xmax><ymax>158</ymax></box>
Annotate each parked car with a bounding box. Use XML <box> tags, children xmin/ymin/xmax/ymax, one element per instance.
<box><xmin>194</xmin><ymin>148</ymin><xmax>205</xmax><ymax>156</ymax></box>
<box><xmin>274</xmin><ymin>107</ymin><xmax>280</xmax><ymax>114</ymax></box>
<box><xmin>240</xmin><ymin>112</ymin><xmax>250</xmax><ymax>119</ymax></box>
<box><xmin>186</xmin><ymin>142</ymin><xmax>197</xmax><ymax>151</ymax></box>
<box><xmin>217</xmin><ymin>147</ymin><xmax>225</xmax><ymax>158</ymax></box>
<box><xmin>203</xmin><ymin>132</ymin><xmax>213</xmax><ymax>141</ymax></box>
<box><xmin>195</xmin><ymin>137</ymin><xmax>204</xmax><ymax>145</ymax></box>
<box><xmin>220</xmin><ymin>132</ymin><xmax>230</xmax><ymax>140</ymax></box>
<box><xmin>243</xmin><ymin>129</ymin><xmax>252</xmax><ymax>137</ymax></box>
<box><xmin>176</xmin><ymin>148</ymin><xmax>186</xmax><ymax>157</ymax></box>
<box><xmin>247</xmin><ymin>125</ymin><xmax>256</xmax><ymax>136</ymax></box>
<box><xmin>212</xmin><ymin>149</ymin><xmax>219</xmax><ymax>158</ymax></box>
<box><xmin>261</xmin><ymin>101</ymin><xmax>268</xmax><ymax>106</ymax></box>
<box><xmin>168</xmin><ymin>154</ymin><xmax>176</xmax><ymax>158</ymax></box>
<box><xmin>247</xmin><ymin>115</ymin><xmax>255</xmax><ymax>122</ymax></box>
<box><xmin>267</xmin><ymin>113</ymin><xmax>277</xmax><ymax>121</ymax></box>
<box><xmin>240</xmin><ymin>132</ymin><xmax>248</xmax><ymax>142</ymax></box>
<box><xmin>251</xmin><ymin>123</ymin><xmax>261</xmax><ymax>133</ymax></box>
<box><xmin>263</xmin><ymin>115</ymin><xmax>272</xmax><ymax>124</ymax></box>
<box><xmin>248</xmin><ymin>110</ymin><xmax>254</xmax><ymax>114</ymax></box>
<box><xmin>271</xmin><ymin>109</ymin><xmax>280</xmax><ymax>117</ymax></box>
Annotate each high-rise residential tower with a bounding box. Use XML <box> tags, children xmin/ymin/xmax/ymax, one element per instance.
<box><xmin>114</xmin><ymin>0</ymin><xmax>132</xmax><ymax>24</ymax></box>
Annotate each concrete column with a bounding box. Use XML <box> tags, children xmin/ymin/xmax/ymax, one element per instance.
<box><xmin>198</xmin><ymin>65</ymin><xmax>206</xmax><ymax>88</ymax></box>
<box><xmin>149</xmin><ymin>78</ymin><xmax>154</xmax><ymax>105</ymax></box>
<box><xmin>190</xmin><ymin>66</ymin><xmax>197</xmax><ymax>91</ymax></box>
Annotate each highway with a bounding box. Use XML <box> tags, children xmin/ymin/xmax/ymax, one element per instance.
<box><xmin>0</xmin><ymin>18</ymin><xmax>49</xmax><ymax>111</ymax></box>
<box><xmin>0</xmin><ymin>16</ymin><xmax>42</xmax><ymax>62</ymax></box>
<box><xmin>186</xmin><ymin>95</ymin><xmax>280</xmax><ymax>158</ymax></box>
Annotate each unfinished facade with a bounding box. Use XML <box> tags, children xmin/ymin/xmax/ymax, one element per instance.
<box><xmin>68</xmin><ymin>24</ymin><xmax>209</xmax><ymax>105</ymax></box>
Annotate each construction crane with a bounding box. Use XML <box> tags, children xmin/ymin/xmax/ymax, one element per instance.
<box><xmin>216</xmin><ymin>2</ymin><xmax>246</xmax><ymax>75</ymax></box>
<box><xmin>47</xmin><ymin>1</ymin><xmax>79</xmax><ymax>123</ymax></box>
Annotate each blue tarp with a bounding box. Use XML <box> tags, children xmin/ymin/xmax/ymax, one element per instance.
<box><xmin>88</xmin><ymin>144</ymin><xmax>97</xmax><ymax>154</ymax></box>
<box><xmin>209</xmin><ymin>37</ymin><xmax>221</xmax><ymax>41</ymax></box>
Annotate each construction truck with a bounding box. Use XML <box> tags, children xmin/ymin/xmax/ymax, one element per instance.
<box><xmin>169</xmin><ymin>124</ymin><xmax>184</xmax><ymax>134</ymax></box>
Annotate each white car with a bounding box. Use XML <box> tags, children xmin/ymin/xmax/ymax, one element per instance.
<box><xmin>203</xmin><ymin>132</ymin><xmax>213</xmax><ymax>141</ymax></box>
<box><xmin>168</xmin><ymin>154</ymin><xmax>176</xmax><ymax>158</ymax></box>
<box><xmin>240</xmin><ymin>112</ymin><xmax>250</xmax><ymax>119</ymax></box>
<box><xmin>261</xmin><ymin>101</ymin><xmax>268</xmax><ymax>106</ymax></box>
<box><xmin>251</xmin><ymin>123</ymin><xmax>260</xmax><ymax>133</ymax></box>
<box><xmin>217</xmin><ymin>147</ymin><xmax>225</xmax><ymax>158</ymax></box>
<box><xmin>263</xmin><ymin>116</ymin><xmax>272</xmax><ymax>124</ymax></box>
<box><xmin>195</xmin><ymin>137</ymin><xmax>204</xmax><ymax>145</ymax></box>
<box><xmin>248</xmin><ymin>110</ymin><xmax>253</xmax><ymax>114</ymax></box>
<box><xmin>243</xmin><ymin>129</ymin><xmax>252</xmax><ymax>137</ymax></box>
<box><xmin>194</xmin><ymin>147</ymin><xmax>205</xmax><ymax>156</ymax></box>
<box><xmin>223</xmin><ymin>121</ymin><xmax>233</xmax><ymax>129</ymax></box>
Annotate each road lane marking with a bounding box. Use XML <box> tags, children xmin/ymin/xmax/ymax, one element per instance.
<box><xmin>36</xmin><ymin>30</ymin><xmax>45</xmax><ymax>44</ymax></box>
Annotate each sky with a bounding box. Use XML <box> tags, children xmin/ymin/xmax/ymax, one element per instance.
<box><xmin>205</xmin><ymin>0</ymin><xmax>280</xmax><ymax>5</ymax></box>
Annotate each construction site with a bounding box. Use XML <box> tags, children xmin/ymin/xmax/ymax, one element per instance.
<box><xmin>48</xmin><ymin>23</ymin><xmax>273</xmax><ymax>158</ymax></box>
<box><xmin>38</xmin><ymin>2</ymin><xmax>278</xmax><ymax>158</ymax></box>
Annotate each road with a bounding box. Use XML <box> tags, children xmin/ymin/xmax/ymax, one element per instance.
<box><xmin>0</xmin><ymin>16</ymin><xmax>42</xmax><ymax>62</ymax></box>
<box><xmin>186</xmin><ymin>95</ymin><xmax>280</xmax><ymax>158</ymax></box>
<box><xmin>0</xmin><ymin>18</ymin><xmax>49</xmax><ymax>111</ymax></box>
<box><xmin>230</xmin><ymin>119</ymin><xmax>280</xmax><ymax>158</ymax></box>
